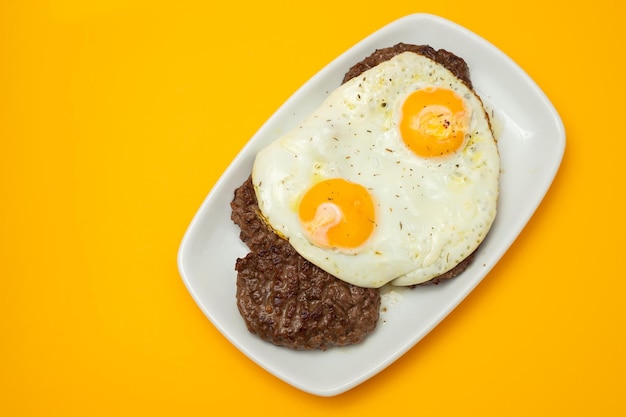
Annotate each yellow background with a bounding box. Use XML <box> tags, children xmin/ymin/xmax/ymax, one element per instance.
<box><xmin>2</xmin><ymin>0</ymin><xmax>624</xmax><ymax>415</ymax></box>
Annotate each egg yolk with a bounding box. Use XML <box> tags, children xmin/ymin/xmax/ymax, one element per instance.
<box><xmin>400</xmin><ymin>87</ymin><xmax>469</xmax><ymax>157</ymax></box>
<box><xmin>298</xmin><ymin>178</ymin><xmax>375</xmax><ymax>249</ymax></box>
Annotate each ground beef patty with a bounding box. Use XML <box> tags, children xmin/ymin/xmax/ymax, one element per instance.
<box><xmin>231</xmin><ymin>43</ymin><xmax>478</xmax><ymax>349</ymax></box>
<box><xmin>342</xmin><ymin>43</ymin><xmax>473</xmax><ymax>89</ymax></box>
<box><xmin>232</xmin><ymin>177</ymin><xmax>380</xmax><ymax>350</ymax></box>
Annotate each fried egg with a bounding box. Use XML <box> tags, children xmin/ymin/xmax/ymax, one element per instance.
<box><xmin>252</xmin><ymin>51</ymin><xmax>499</xmax><ymax>288</ymax></box>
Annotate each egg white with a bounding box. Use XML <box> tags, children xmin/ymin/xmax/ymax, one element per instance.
<box><xmin>252</xmin><ymin>52</ymin><xmax>499</xmax><ymax>288</ymax></box>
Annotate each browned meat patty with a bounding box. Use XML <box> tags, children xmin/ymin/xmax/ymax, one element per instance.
<box><xmin>235</xmin><ymin>240</ymin><xmax>380</xmax><ymax>351</ymax></box>
<box><xmin>231</xmin><ymin>177</ymin><xmax>380</xmax><ymax>350</ymax></box>
<box><xmin>230</xmin><ymin>175</ymin><xmax>283</xmax><ymax>254</ymax></box>
<box><xmin>342</xmin><ymin>43</ymin><xmax>473</xmax><ymax>90</ymax></box>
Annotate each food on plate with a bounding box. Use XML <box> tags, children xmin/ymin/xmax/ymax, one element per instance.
<box><xmin>231</xmin><ymin>43</ymin><xmax>499</xmax><ymax>349</ymax></box>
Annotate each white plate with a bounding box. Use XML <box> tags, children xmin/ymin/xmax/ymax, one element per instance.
<box><xmin>177</xmin><ymin>13</ymin><xmax>565</xmax><ymax>396</ymax></box>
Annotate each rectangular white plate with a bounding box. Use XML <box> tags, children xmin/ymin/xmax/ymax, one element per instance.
<box><xmin>177</xmin><ymin>13</ymin><xmax>565</xmax><ymax>396</ymax></box>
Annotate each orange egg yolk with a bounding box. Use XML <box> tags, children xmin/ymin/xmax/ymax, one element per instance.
<box><xmin>400</xmin><ymin>87</ymin><xmax>469</xmax><ymax>158</ymax></box>
<box><xmin>298</xmin><ymin>178</ymin><xmax>375</xmax><ymax>249</ymax></box>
